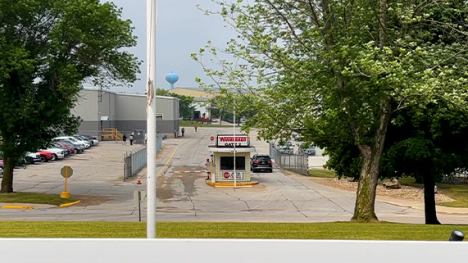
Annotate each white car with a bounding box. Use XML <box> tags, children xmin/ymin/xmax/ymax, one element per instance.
<box><xmin>55</xmin><ymin>136</ymin><xmax>90</xmax><ymax>148</ymax></box>
<box><xmin>26</xmin><ymin>152</ymin><xmax>41</xmax><ymax>163</ymax></box>
<box><xmin>43</xmin><ymin>148</ymin><xmax>65</xmax><ymax>160</ymax></box>
<box><xmin>74</xmin><ymin>135</ymin><xmax>99</xmax><ymax>146</ymax></box>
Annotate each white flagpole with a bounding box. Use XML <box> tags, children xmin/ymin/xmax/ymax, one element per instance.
<box><xmin>233</xmin><ymin>110</ymin><xmax>236</xmax><ymax>189</ymax></box>
<box><xmin>146</xmin><ymin>0</ymin><xmax>157</xmax><ymax>238</ymax></box>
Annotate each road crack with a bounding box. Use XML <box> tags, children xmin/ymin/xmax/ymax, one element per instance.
<box><xmin>281</xmin><ymin>192</ymin><xmax>308</xmax><ymax>218</ymax></box>
<box><xmin>188</xmin><ymin>196</ymin><xmax>197</xmax><ymax>217</ymax></box>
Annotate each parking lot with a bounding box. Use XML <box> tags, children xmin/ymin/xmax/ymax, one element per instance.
<box><xmin>1</xmin><ymin>127</ymin><xmax>468</xmax><ymax>224</ymax></box>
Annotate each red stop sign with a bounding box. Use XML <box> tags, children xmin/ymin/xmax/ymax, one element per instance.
<box><xmin>223</xmin><ymin>172</ymin><xmax>230</xmax><ymax>179</ymax></box>
<box><xmin>210</xmin><ymin>136</ymin><xmax>214</xmax><ymax>141</ymax></box>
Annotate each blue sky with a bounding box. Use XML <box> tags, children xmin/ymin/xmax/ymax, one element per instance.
<box><xmin>98</xmin><ymin>0</ymin><xmax>236</xmax><ymax>94</ymax></box>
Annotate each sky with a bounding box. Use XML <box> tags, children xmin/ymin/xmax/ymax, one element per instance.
<box><xmin>97</xmin><ymin>0</ymin><xmax>237</xmax><ymax>94</ymax></box>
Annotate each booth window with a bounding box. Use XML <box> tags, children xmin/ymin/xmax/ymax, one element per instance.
<box><xmin>220</xmin><ymin>156</ymin><xmax>245</xmax><ymax>170</ymax></box>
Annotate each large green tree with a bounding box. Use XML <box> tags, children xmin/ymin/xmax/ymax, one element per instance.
<box><xmin>195</xmin><ymin>0</ymin><xmax>468</xmax><ymax>221</ymax></box>
<box><xmin>0</xmin><ymin>0</ymin><xmax>140</xmax><ymax>193</ymax></box>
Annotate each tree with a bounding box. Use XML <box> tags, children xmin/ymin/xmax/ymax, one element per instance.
<box><xmin>0</xmin><ymin>0</ymin><xmax>140</xmax><ymax>193</ymax></box>
<box><xmin>156</xmin><ymin>88</ymin><xmax>195</xmax><ymax>120</ymax></box>
<box><xmin>380</xmin><ymin>103</ymin><xmax>468</xmax><ymax>224</ymax></box>
<box><xmin>195</xmin><ymin>0</ymin><xmax>468</xmax><ymax>222</ymax></box>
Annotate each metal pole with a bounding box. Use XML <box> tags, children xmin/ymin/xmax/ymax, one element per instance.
<box><xmin>146</xmin><ymin>0</ymin><xmax>157</xmax><ymax>239</ymax></box>
<box><xmin>138</xmin><ymin>191</ymin><xmax>142</xmax><ymax>222</ymax></box>
<box><xmin>233</xmin><ymin>110</ymin><xmax>236</xmax><ymax>189</ymax></box>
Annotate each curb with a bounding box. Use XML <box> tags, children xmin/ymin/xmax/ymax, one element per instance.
<box><xmin>1</xmin><ymin>205</ymin><xmax>34</xmax><ymax>210</ymax></box>
<box><xmin>205</xmin><ymin>180</ymin><xmax>259</xmax><ymax>187</ymax></box>
<box><xmin>59</xmin><ymin>200</ymin><xmax>81</xmax><ymax>208</ymax></box>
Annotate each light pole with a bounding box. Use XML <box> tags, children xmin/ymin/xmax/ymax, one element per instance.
<box><xmin>146</xmin><ymin>0</ymin><xmax>157</xmax><ymax>238</ymax></box>
<box><xmin>233</xmin><ymin>110</ymin><xmax>236</xmax><ymax>189</ymax></box>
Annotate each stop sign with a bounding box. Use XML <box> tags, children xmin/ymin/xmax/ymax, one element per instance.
<box><xmin>210</xmin><ymin>136</ymin><xmax>214</xmax><ymax>141</ymax></box>
<box><xmin>223</xmin><ymin>171</ymin><xmax>230</xmax><ymax>179</ymax></box>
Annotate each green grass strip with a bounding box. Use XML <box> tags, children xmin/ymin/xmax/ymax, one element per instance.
<box><xmin>0</xmin><ymin>192</ymin><xmax>77</xmax><ymax>206</ymax></box>
<box><xmin>0</xmin><ymin>221</ymin><xmax>467</xmax><ymax>240</ymax></box>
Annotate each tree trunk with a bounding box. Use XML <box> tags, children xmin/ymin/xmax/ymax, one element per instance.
<box><xmin>0</xmin><ymin>157</ymin><xmax>16</xmax><ymax>193</ymax></box>
<box><xmin>352</xmin><ymin>146</ymin><xmax>380</xmax><ymax>222</ymax></box>
<box><xmin>422</xmin><ymin>171</ymin><xmax>440</xmax><ymax>225</ymax></box>
<box><xmin>352</xmin><ymin>100</ymin><xmax>392</xmax><ymax>222</ymax></box>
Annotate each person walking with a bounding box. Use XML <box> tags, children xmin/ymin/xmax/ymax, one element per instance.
<box><xmin>181</xmin><ymin>128</ymin><xmax>185</xmax><ymax>137</ymax></box>
<box><xmin>129</xmin><ymin>133</ymin><xmax>135</xmax><ymax>145</ymax></box>
<box><xmin>122</xmin><ymin>134</ymin><xmax>127</xmax><ymax>145</ymax></box>
<box><xmin>205</xmin><ymin>158</ymin><xmax>211</xmax><ymax>180</ymax></box>
<box><xmin>195</xmin><ymin>126</ymin><xmax>198</xmax><ymax>132</ymax></box>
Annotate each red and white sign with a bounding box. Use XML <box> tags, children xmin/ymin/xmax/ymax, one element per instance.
<box><xmin>222</xmin><ymin>171</ymin><xmax>244</xmax><ymax>180</ymax></box>
<box><xmin>217</xmin><ymin>135</ymin><xmax>250</xmax><ymax>147</ymax></box>
<box><xmin>210</xmin><ymin>136</ymin><xmax>214</xmax><ymax>141</ymax></box>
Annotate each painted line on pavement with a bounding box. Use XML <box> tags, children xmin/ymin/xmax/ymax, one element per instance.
<box><xmin>2</xmin><ymin>205</ymin><xmax>34</xmax><ymax>210</ymax></box>
<box><xmin>169</xmin><ymin>170</ymin><xmax>207</xmax><ymax>174</ymax></box>
<box><xmin>59</xmin><ymin>200</ymin><xmax>81</xmax><ymax>208</ymax></box>
<box><xmin>157</xmin><ymin>145</ymin><xmax>179</xmax><ymax>176</ymax></box>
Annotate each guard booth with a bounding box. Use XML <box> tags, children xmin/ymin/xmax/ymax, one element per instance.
<box><xmin>208</xmin><ymin>134</ymin><xmax>256</xmax><ymax>185</ymax></box>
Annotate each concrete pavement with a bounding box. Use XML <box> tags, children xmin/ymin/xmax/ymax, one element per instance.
<box><xmin>1</xmin><ymin>127</ymin><xmax>467</xmax><ymax>225</ymax></box>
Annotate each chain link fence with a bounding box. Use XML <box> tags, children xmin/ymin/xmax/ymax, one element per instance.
<box><xmin>124</xmin><ymin>135</ymin><xmax>163</xmax><ymax>180</ymax></box>
<box><xmin>269</xmin><ymin>143</ymin><xmax>308</xmax><ymax>176</ymax></box>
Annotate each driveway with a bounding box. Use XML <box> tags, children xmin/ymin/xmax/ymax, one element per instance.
<box><xmin>1</xmin><ymin>127</ymin><xmax>467</xmax><ymax>224</ymax></box>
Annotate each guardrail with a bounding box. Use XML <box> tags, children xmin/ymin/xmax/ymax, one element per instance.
<box><xmin>124</xmin><ymin>135</ymin><xmax>163</xmax><ymax>180</ymax></box>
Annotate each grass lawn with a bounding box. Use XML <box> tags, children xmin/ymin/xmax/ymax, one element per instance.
<box><xmin>398</xmin><ymin>177</ymin><xmax>468</xmax><ymax>208</ymax></box>
<box><xmin>0</xmin><ymin>221</ymin><xmax>466</xmax><ymax>240</ymax></box>
<box><xmin>180</xmin><ymin>120</ymin><xmax>233</xmax><ymax>128</ymax></box>
<box><xmin>308</xmin><ymin>169</ymin><xmax>337</xmax><ymax>178</ymax></box>
<box><xmin>0</xmin><ymin>192</ymin><xmax>77</xmax><ymax>206</ymax></box>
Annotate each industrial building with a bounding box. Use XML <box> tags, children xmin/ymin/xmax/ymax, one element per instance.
<box><xmin>72</xmin><ymin>88</ymin><xmax>180</xmax><ymax>139</ymax></box>
<box><xmin>169</xmin><ymin>87</ymin><xmax>218</xmax><ymax>119</ymax></box>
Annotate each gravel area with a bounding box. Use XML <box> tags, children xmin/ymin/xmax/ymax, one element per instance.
<box><xmin>311</xmin><ymin>178</ymin><xmax>454</xmax><ymax>203</ymax></box>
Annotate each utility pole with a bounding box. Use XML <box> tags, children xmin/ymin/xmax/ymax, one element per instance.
<box><xmin>146</xmin><ymin>0</ymin><xmax>157</xmax><ymax>239</ymax></box>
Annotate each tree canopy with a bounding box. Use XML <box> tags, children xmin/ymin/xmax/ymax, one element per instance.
<box><xmin>0</xmin><ymin>0</ymin><xmax>140</xmax><ymax>193</ymax></box>
<box><xmin>195</xmin><ymin>0</ymin><xmax>468</xmax><ymax>222</ymax></box>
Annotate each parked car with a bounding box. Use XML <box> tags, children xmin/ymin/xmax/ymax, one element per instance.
<box><xmin>304</xmin><ymin>147</ymin><xmax>316</xmax><ymax>155</ymax></box>
<box><xmin>53</xmin><ymin>138</ymin><xmax>85</xmax><ymax>153</ymax></box>
<box><xmin>250</xmin><ymin>154</ymin><xmax>273</xmax><ymax>173</ymax></box>
<box><xmin>52</xmin><ymin>144</ymin><xmax>71</xmax><ymax>157</ymax></box>
<box><xmin>53</xmin><ymin>142</ymin><xmax>76</xmax><ymax>155</ymax></box>
<box><xmin>299</xmin><ymin>144</ymin><xmax>316</xmax><ymax>156</ymax></box>
<box><xmin>42</xmin><ymin>147</ymin><xmax>65</xmax><ymax>160</ymax></box>
<box><xmin>25</xmin><ymin>152</ymin><xmax>41</xmax><ymax>164</ymax></box>
<box><xmin>55</xmin><ymin>136</ymin><xmax>90</xmax><ymax>149</ymax></box>
<box><xmin>77</xmin><ymin>135</ymin><xmax>99</xmax><ymax>146</ymax></box>
<box><xmin>37</xmin><ymin>150</ymin><xmax>54</xmax><ymax>162</ymax></box>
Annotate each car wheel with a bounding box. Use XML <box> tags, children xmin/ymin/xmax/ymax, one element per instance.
<box><xmin>40</xmin><ymin>155</ymin><xmax>47</xmax><ymax>162</ymax></box>
<box><xmin>26</xmin><ymin>157</ymin><xmax>34</xmax><ymax>164</ymax></box>
<box><xmin>269</xmin><ymin>169</ymin><xmax>273</xmax><ymax>173</ymax></box>
<box><xmin>51</xmin><ymin>154</ymin><xmax>57</xmax><ymax>161</ymax></box>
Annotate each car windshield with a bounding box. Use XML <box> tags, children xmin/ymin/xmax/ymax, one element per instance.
<box><xmin>59</xmin><ymin>140</ymin><xmax>73</xmax><ymax>146</ymax></box>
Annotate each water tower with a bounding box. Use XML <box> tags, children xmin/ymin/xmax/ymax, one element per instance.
<box><xmin>165</xmin><ymin>72</ymin><xmax>179</xmax><ymax>90</ymax></box>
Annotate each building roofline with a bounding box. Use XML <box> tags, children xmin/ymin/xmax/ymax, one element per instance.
<box><xmin>83</xmin><ymin>88</ymin><xmax>178</xmax><ymax>100</ymax></box>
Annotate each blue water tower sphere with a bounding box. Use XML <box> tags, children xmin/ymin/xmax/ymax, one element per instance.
<box><xmin>165</xmin><ymin>72</ymin><xmax>179</xmax><ymax>89</ymax></box>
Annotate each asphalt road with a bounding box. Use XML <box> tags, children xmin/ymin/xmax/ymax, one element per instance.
<box><xmin>1</xmin><ymin>127</ymin><xmax>467</xmax><ymax>224</ymax></box>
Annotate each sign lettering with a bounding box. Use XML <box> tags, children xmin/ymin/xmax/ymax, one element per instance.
<box><xmin>217</xmin><ymin>135</ymin><xmax>250</xmax><ymax>147</ymax></box>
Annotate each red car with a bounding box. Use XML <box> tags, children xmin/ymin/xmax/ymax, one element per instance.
<box><xmin>37</xmin><ymin>151</ymin><xmax>54</xmax><ymax>162</ymax></box>
<box><xmin>54</xmin><ymin>142</ymin><xmax>76</xmax><ymax>155</ymax></box>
